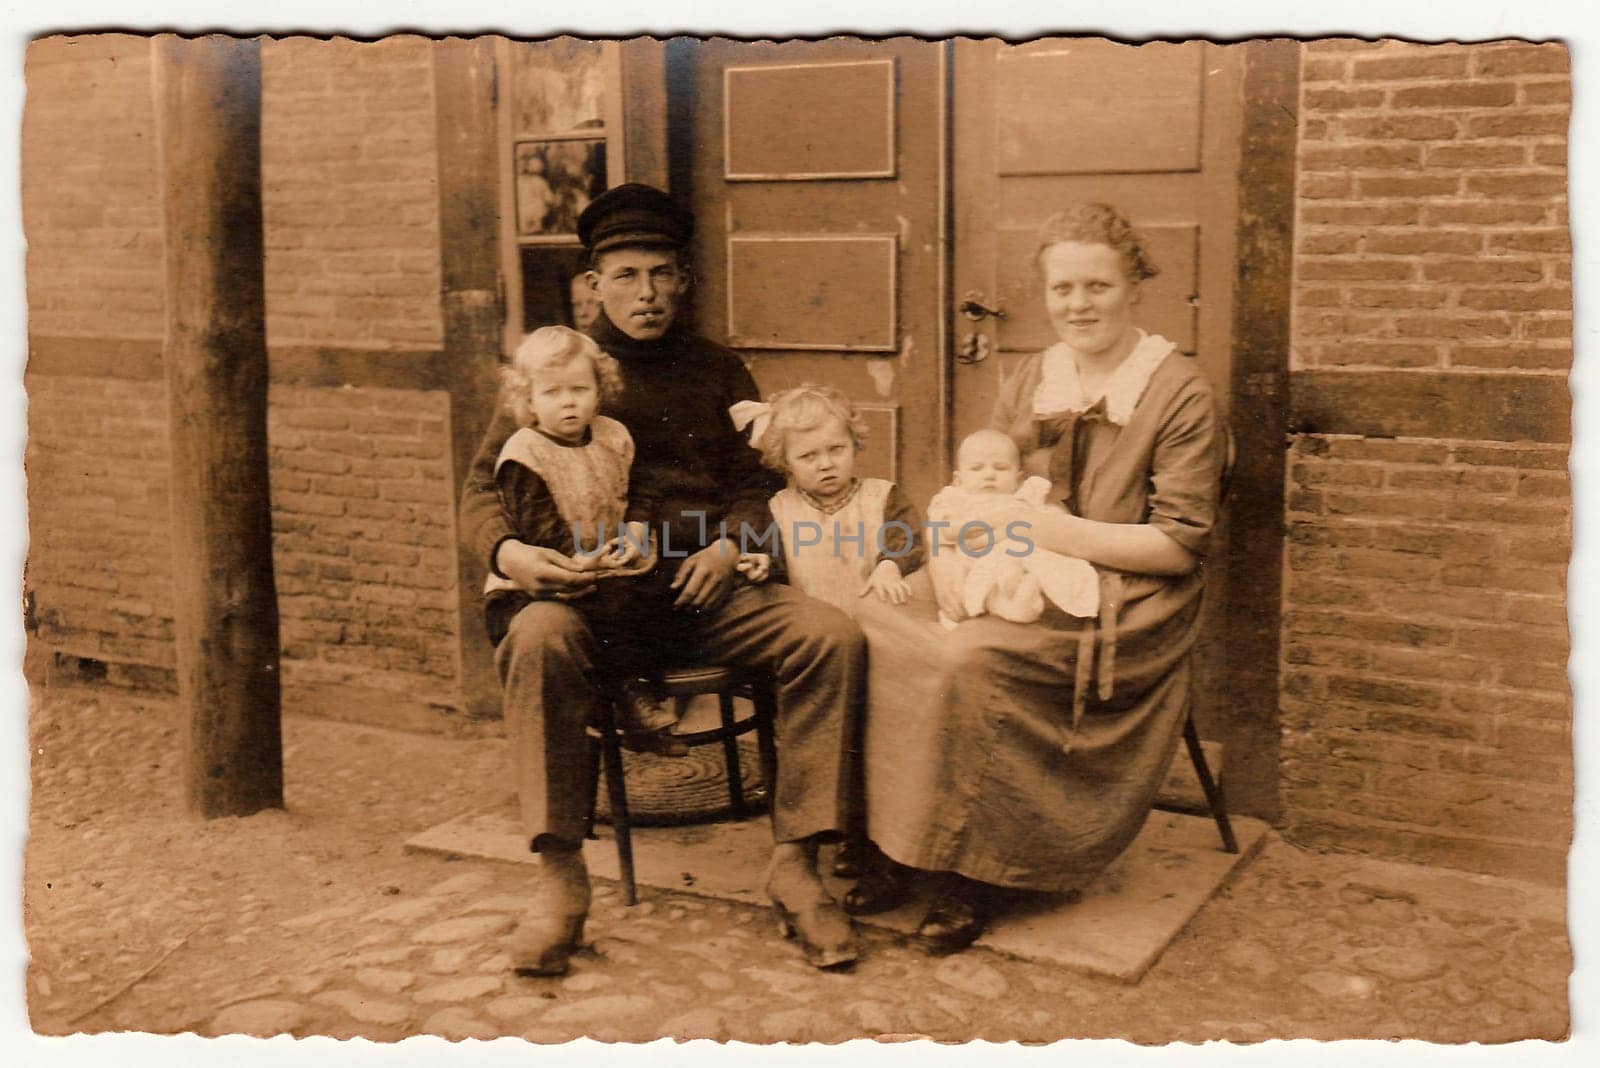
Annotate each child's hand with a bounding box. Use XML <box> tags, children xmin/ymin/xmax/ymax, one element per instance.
<box><xmin>568</xmin><ymin>550</ymin><xmax>609</xmax><ymax>573</ymax></box>
<box><xmin>736</xmin><ymin>553</ymin><xmax>772</xmax><ymax>584</ymax></box>
<box><xmin>860</xmin><ymin>559</ymin><xmax>911</xmax><ymax>605</ymax></box>
<box><xmin>607</xmin><ymin>523</ymin><xmax>647</xmax><ymax>568</ymax></box>
<box><xmin>607</xmin><ymin>539</ymin><xmax>639</xmax><ymax>567</ymax></box>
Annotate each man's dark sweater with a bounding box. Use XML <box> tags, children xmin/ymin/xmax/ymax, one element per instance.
<box><xmin>461</xmin><ymin>314</ymin><xmax>784</xmax><ymax>577</ymax></box>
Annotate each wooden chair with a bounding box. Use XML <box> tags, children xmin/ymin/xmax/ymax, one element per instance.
<box><xmin>1154</xmin><ymin>713</ymin><xmax>1239</xmax><ymax>854</ymax></box>
<box><xmin>1152</xmin><ymin>433</ymin><xmax>1238</xmax><ymax>853</ymax></box>
<box><xmin>584</xmin><ymin>665</ymin><xmax>780</xmax><ymax>904</ymax></box>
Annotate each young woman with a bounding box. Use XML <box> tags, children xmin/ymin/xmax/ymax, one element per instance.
<box><xmin>850</xmin><ymin>202</ymin><xmax>1228</xmax><ymax>954</ymax></box>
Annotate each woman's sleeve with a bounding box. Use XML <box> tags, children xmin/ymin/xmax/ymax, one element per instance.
<box><xmin>881</xmin><ymin>483</ymin><xmax>927</xmax><ymax>575</ymax></box>
<box><xmin>1147</xmin><ymin>379</ymin><xmax>1227</xmax><ymax>557</ymax></box>
<box><xmin>459</xmin><ymin>402</ymin><xmax>524</xmax><ymax>577</ymax></box>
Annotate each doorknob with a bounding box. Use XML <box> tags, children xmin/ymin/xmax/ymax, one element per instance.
<box><xmin>958</xmin><ymin>293</ymin><xmax>1005</xmax><ymax>321</ymax></box>
<box><xmin>957</xmin><ymin>332</ymin><xmax>991</xmax><ymax>365</ymax></box>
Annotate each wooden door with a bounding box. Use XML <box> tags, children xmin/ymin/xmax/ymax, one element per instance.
<box><xmin>676</xmin><ymin>38</ymin><xmax>949</xmax><ymax>508</ymax></box>
<box><xmin>951</xmin><ymin>38</ymin><xmax>1245</xmax><ymax>738</ymax></box>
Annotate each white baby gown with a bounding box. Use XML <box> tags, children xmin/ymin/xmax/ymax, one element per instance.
<box><xmin>927</xmin><ymin>475</ymin><xmax>1100</xmax><ymax>628</ymax></box>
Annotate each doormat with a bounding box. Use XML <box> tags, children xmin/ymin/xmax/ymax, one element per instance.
<box><xmin>406</xmin><ymin>805</ymin><xmax>1267</xmax><ymax>983</ymax></box>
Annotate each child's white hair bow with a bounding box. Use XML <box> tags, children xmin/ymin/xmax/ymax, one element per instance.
<box><xmin>728</xmin><ymin>400</ymin><xmax>774</xmax><ymax>448</ymax></box>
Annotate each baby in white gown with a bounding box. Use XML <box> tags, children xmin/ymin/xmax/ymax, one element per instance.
<box><xmin>927</xmin><ymin>430</ymin><xmax>1100</xmax><ymax>629</ymax></box>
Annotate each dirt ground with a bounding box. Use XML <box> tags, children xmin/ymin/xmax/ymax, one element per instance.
<box><xmin>21</xmin><ymin>683</ymin><xmax>1572</xmax><ymax>1046</ymax></box>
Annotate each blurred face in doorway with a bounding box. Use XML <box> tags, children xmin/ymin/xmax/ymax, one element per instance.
<box><xmin>587</xmin><ymin>246</ymin><xmax>689</xmax><ymax>342</ymax></box>
<box><xmin>569</xmin><ymin>273</ymin><xmax>601</xmax><ymax>332</ymax></box>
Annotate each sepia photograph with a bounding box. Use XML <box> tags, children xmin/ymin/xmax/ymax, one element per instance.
<box><xmin>7</xmin><ymin>5</ymin><xmax>1586</xmax><ymax>1055</ymax></box>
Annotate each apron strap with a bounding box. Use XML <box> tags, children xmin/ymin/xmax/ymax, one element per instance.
<box><xmin>1063</xmin><ymin>570</ymin><xmax>1123</xmax><ymax>755</ymax></box>
<box><xmin>1066</xmin><ymin>621</ymin><xmax>1096</xmax><ymax>755</ymax></box>
<box><xmin>1096</xmin><ymin>571</ymin><xmax>1121</xmax><ymax>702</ymax></box>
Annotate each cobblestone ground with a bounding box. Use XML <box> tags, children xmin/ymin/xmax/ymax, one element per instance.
<box><xmin>23</xmin><ymin>685</ymin><xmax>1570</xmax><ymax>1044</ymax></box>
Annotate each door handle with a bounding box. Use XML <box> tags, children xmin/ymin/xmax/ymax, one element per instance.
<box><xmin>957</xmin><ymin>332</ymin><xmax>991</xmax><ymax>365</ymax></box>
<box><xmin>958</xmin><ymin>294</ymin><xmax>1006</xmax><ymax>321</ymax></box>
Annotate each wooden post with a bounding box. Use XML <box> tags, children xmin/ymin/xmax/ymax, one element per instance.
<box><xmin>152</xmin><ymin>34</ymin><xmax>283</xmax><ymax>817</ymax></box>
<box><xmin>435</xmin><ymin>38</ymin><xmax>506</xmax><ymax>720</ymax></box>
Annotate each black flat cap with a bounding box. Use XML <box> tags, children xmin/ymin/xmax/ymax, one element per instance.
<box><xmin>577</xmin><ymin>183</ymin><xmax>695</xmax><ymax>254</ymax></box>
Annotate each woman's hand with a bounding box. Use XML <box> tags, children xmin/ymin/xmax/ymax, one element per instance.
<box><xmin>860</xmin><ymin>559</ymin><xmax>911</xmax><ymax>605</ymax></box>
<box><xmin>495</xmin><ymin>540</ymin><xmax>599</xmax><ymax>600</ymax></box>
<box><xmin>957</xmin><ymin>497</ymin><xmax>1040</xmax><ymax>556</ymax></box>
<box><xmin>672</xmin><ymin>538</ymin><xmax>741</xmax><ymax>610</ymax></box>
<box><xmin>961</xmin><ymin>495</ymin><xmax>1199</xmax><ymax>576</ymax></box>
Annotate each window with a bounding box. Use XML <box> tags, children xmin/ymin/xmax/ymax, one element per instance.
<box><xmin>496</xmin><ymin>38</ymin><xmax>622</xmax><ymax>352</ymax></box>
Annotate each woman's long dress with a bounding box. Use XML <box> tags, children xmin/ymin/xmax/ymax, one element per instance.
<box><xmin>856</xmin><ymin>334</ymin><xmax>1226</xmax><ymax>892</ymax></box>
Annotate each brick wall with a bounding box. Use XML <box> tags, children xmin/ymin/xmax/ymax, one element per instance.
<box><xmin>1284</xmin><ymin>40</ymin><xmax>1572</xmax><ymax>881</ymax></box>
<box><xmin>25</xmin><ymin>376</ymin><xmax>175</xmax><ymax>679</ymax></box>
<box><xmin>269</xmin><ymin>386</ymin><xmax>460</xmax><ymax>699</ymax></box>
<box><xmin>25</xmin><ymin>376</ymin><xmax>462</xmax><ymax>706</ymax></box>
<box><xmin>261</xmin><ymin>37</ymin><xmax>444</xmax><ymax>349</ymax></box>
<box><xmin>23</xmin><ymin>36</ymin><xmax>465</xmax><ymax>722</ymax></box>
<box><xmin>21</xmin><ymin>37</ymin><xmax>164</xmax><ymax>338</ymax></box>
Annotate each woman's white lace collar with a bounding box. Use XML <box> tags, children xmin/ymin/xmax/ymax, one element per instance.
<box><xmin>1032</xmin><ymin>331</ymin><xmax>1176</xmax><ymax>425</ymax></box>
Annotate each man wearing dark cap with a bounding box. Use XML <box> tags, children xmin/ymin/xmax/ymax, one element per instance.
<box><xmin>459</xmin><ymin>184</ymin><xmax>866</xmax><ymax>975</ymax></box>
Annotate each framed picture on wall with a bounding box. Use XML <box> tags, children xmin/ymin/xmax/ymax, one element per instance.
<box><xmin>514</xmin><ymin>134</ymin><xmax>608</xmax><ymax>241</ymax></box>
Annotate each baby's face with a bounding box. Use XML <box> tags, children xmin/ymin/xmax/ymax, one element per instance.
<box><xmin>956</xmin><ymin>438</ymin><xmax>1022</xmax><ymax>494</ymax></box>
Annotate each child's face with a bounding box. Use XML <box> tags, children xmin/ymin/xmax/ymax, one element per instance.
<box><xmin>784</xmin><ymin>417</ymin><xmax>856</xmax><ymax>505</ymax></box>
<box><xmin>530</xmin><ymin>359</ymin><xmax>600</xmax><ymax>442</ymax></box>
<box><xmin>955</xmin><ymin>436</ymin><xmax>1022</xmax><ymax>494</ymax></box>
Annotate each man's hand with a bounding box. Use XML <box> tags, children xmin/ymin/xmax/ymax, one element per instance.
<box><xmin>495</xmin><ymin>540</ymin><xmax>599</xmax><ymax>600</ymax></box>
<box><xmin>671</xmin><ymin>538</ymin><xmax>741</xmax><ymax>610</ymax></box>
<box><xmin>860</xmin><ymin>559</ymin><xmax>911</xmax><ymax>605</ymax></box>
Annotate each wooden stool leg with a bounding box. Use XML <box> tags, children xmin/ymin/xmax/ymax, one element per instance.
<box><xmin>582</xmin><ymin>731</ymin><xmax>602</xmax><ymax>841</ymax></box>
<box><xmin>599</xmin><ymin>703</ymin><xmax>638</xmax><ymax>905</ymax></box>
<box><xmin>1183</xmin><ymin>714</ymin><xmax>1238</xmax><ymax>854</ymax></box>
<box><xmin>718</xmin><ymin>690</ymin><xmax>748</xmax><ymax>819</ymax></box>
<box><xmin>752</xmin><ymin>680</ymin><xmax>780</xmax><ymax>819</ymax></box>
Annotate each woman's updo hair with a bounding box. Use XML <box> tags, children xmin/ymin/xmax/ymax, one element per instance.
<box><xmin>1034</xmin><ymin>202</ymin><xmax>1160</xmax><ymax>284</ymax></box>
<box><xmin>756</xmin><ymin>384</ymin><xmax>869</xmax><ymax>475</ymax></box>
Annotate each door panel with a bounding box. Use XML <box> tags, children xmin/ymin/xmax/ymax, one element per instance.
<box><xmin>995</xmin><ymin>42</ymin><xmax>1205</xmax><ymax>174</ymax></box>
<box><xmin>726</xmin><ymin>234</ymin><xmax>899</xmax><ymax>350</ymax></box>
<box><xmin>723</xmin><ymin>59</ymin><xmax>896</xmax><ymax>179</ymax></box>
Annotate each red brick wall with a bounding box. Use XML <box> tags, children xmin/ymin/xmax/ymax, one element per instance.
<box><xmin>261</xmin><ymin>37</ymin><xmax>444</xmax><ymax>348</ymax></box>
<box><xmin>1284</xmin><ymin>40</ymin><xmax>1572</xmax><ymax>881</ymax></box>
